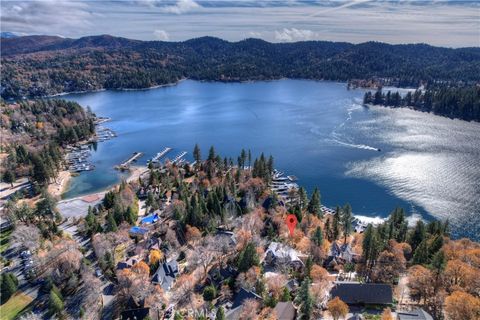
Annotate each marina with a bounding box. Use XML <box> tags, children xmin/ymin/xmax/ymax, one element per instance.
<box><xmin>64</xmin><ymin>117</ymin><xmax>117</xmax><ymax>173</ymax></box>
<box><xmin>60</xmin><ymin>80</ymin><xmax>480</xmax><ymax>240</ymax></box>
<box><xmin>270</xmin><ymin>169</ymin><xmax>299</xmax><ymax>199</ymax></box>
<box><xmin>65</xmin><ymin>147</ymin><xmax>95</xmax><ymax>172</ymax></box>
<box><xmin>115</xmin><ymin>152</ymin><xmax>144</xmax><ymax>171</ymax></box>
<box><xmin>95</xmin><ymin>126</ymin><xmax>116</xmax><ymax>142</ymax></box>
<box><xmin>170</xmin><ymin>151</ymin><xmax>187</xmax><ymax>165</ymax></box>
<box><xmin>150</xmin><ymin>147</ymin><xmax>172</xmax><ymax>164</ymax></box>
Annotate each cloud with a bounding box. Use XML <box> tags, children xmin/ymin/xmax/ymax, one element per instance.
<box><xmin>140</xmin><ymin>0</ymin><xmax>201</xmax><ymax>14</ymax></box>
<box><xmin>1</xmin><ymin>0</ymin><xmax>478</xmax><ymax>47</ymax></box>
<box><xmin>153</xmin><ymin>29</ymin><xmax>170</xmax><ymax>40</ymax></box>
<box><xmin>248</xmin><ymin>31</ymin><xmax>262</xmax><ymax>38</ymax></box>
<box><xmin>274</xmin><ymin>28</ymin><xmax>316</xmax><ymax>42</ymax></box>
<box><xmin>0</xmin><ymin>0</ymin><xmax>94</xmax><ymax>36</ymax></box>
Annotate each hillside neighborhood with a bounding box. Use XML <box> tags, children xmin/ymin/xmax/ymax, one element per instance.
<box><xmin>1</xmin><ymin>141</ymin><xmax>479</xmax><ymax>320</ymax></box>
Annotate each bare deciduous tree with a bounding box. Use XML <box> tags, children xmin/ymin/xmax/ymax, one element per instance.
<box><xmin>10</xmin><ymin>224</ymin><xmax>40</xmax><ymax>252</ymax></box>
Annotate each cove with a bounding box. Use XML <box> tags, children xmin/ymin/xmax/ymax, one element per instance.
<box><xmin>61</xmin><ymin>79</ymin><xmax>480</xmax><ymax>240</ymax></box>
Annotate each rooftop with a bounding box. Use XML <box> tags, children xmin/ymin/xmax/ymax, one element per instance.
<box><xmin>330</xmin><ymin>282</ymin><xmax>393</xmax><ymax>305</ymax></box>
<box><xmin>397</xmin><ymin>308</ymin><xmax>434</xmax><ymax>320</ymax></box>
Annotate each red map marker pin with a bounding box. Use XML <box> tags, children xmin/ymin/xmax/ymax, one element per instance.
<box><xmin>286</xmin><ymin>214</ymin><xmax>298</xmax><ymax>236</ymax></box>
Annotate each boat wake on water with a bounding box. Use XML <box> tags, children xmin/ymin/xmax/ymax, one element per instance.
<box><xmin>332</xmin><ymin>139</ymin><xmax>380</xmax><ymax>151</ymax></box>
<box><xmin>329</xmin><ymin>102</ymin><xmax>381</xmax><ymax>152</ymax></box>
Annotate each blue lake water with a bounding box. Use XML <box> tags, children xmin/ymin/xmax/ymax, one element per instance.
<box><xmin>62</xmin><ymin>80</ymin><xmax>480</xmax><ymax>240</ymax></box>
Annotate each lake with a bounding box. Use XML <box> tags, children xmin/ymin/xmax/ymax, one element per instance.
<box><xmin>61</xmin><ymin>80</ymin><xmax>480</xmax><ymax>240</ymax></box>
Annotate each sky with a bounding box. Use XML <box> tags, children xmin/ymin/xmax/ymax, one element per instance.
<box><xmin>1</xmin><ymin>0</ymin><xmax>479</xmax><ymax>47</ymax></box>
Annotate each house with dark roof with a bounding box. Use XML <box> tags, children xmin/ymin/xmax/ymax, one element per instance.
<box><xmin>264</xmin><ymin>242</ymin><xmax>305</xmax><ymax>271</ymax></box>
<box><xmin>120</xmin><ymin>297</ymin><xmax>150</xmax><ymax>320</ymax></box>
<box><xmin>330</xmin><ymin>282</ymin><xmax>393</xmax><ymax>306</ymax></box>
<box><xmin>129</xmin><ymin>226</ymin><xmax>149</xmax><ymax>240</ymax></box>
<box><xmin>397</xmin><ymin>308</ymin><xmax>433</xmax><ymax>320</ymax></box>
<box><xmin>225</xmin><ymin>288</ymin><xmax>263</xmax><ymax>320</ymax></box>
<box><xmin>116</xmin><ymin>257</ymin><xmax>140</xmax><ymax>270</ymax></box>
<box><xmin>273</xmin><ymin>301</ymin><xmax>296</xmax><ymax>320</ymax></box>
<box><xmin>231</xmin><ymin>287</ymin><xmax>263</xmax><ymax>309</ymax></box>
<box><xmin>151</xmin><ymin>260</ymin><xmax>179</xmax><ymax>291</ymax></box>
<box><xmin>120</xmin><ymin>307</ymin><xmax>150</xmax><ymax>320</ymax></box>
<box><xmin>207</xmin><ymin>265</ymin><xmax>238</xmax><ymax>288</ymax></box>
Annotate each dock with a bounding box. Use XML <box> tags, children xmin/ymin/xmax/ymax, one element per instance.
<box><xmin>150</xmin><ymin>147</ymin><xmax>172</xmax><ymax>163</ymax></box>
<box><xmin>171</xmin><ymin>151</ymin><xmax>187</xmax><ymax>164</ymax></box>
<box><xmin>116</xmin><ymin>152</ymin><xmax>144</xmax><ymax>170</ymax></box>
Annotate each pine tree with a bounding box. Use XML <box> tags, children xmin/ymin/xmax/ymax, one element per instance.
<box><xmin>280</xmin><ymin>287</ymin><xmax>291</xmax><ymax>302</ymax></box>
<box><xmin>431</xmin><ymin>249</ymin><xmax>444</xmax><ymax>272</ymax></box>
<box><xmin>237</xmin><ymin>242</ymin><xmax>259</xmax><ymax>272</ymax></box>
<box><xmin>362</xmin><ymin>224</ymin><xmax>381</xmax><ymax>275</ymax></box>
<box><xmin>296</xmin><ymin>278</ymin><xmax>313</xmax><ymax>320</ymax></box>
<box><xmin>2</xmin><ymin>170</ymin><xmax>15</xmax><ymax>187</ymax></box>
<box><xmin>0</xmin><ymin>273</ymin><xmax>18</xmax><ymax>303</ymax></box>
<box><xmin>333</xmin><ymin>206</ymin><xmax>341</xmax><ymax>240</ymax></box>
<box><xmin>307</xmin><ymin>187</ymin><xmax>321</xmax><ymax>217</ymax></box>
<box><xmin>412</xmin><ymin>240</ymin><xmax>429</xmax><ymax>265</ymax></box>
<box><xmin>298</xmin><ymin>187</ymin><xmax>308</xmax><ymax>209</ymax></box>
<box><xmin>305</xmin><ymin>256</ymin><xmax>313</xmax><ymax>279</ymax></box>
<box><xmin>341</xmin><ymin>204</ymin><xmax>353</xmax><ymax>242</ymax></box>
<box><xmin>312</xmin><ymin>226</ymin><xmax>323</xmax><ymax>246</ymax></box>
<box><xmin>193</xmin><ymin>144</ymin><xmax>201</xmax><ymax>162</ymax></box>
<box><xmin>409</xmin><ymin>220</ymin><xmax>426</xmax><ymax>251</ymax></box>
<box><xmin>106</xmin><ymin>212</ymin><xmax>118</xmax><ymax>232</ymax></box>
<box><xmin>208</xmin><ymin>146</ymin><xmax>216</xmax><ymax>162</ymax></box>
<box><xmin>215</xmin><ymin>306</ymin><xmax>226</xmax><ymax>320</ymax></box>
<box><xmin>428</xmin><ymin>235</ymin><xmax>444</xmax><ymax>258</ymax></box>
<box><xmin>49</xmin><ymin>289</ymin><xmax>64</xmax><ymax>316</ymax></box>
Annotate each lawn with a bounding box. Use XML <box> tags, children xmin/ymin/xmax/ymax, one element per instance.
<box><xmin>0</xmin><ymin>228</ymin><xmax>12</xmax><ymax>254</ymax></box>
<box><xmin>0</xmin><ymin>293</ymin><xmax>33</xmax><ymax>320</ymax></box>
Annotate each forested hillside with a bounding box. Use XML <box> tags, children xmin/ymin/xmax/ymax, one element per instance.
<box><xmin>0</xmin><ymin>99</ymin><xmax>95</xmax><ymax>188</ymax></box>
<box><xmin>1</xmin><ymin>35</ymin><xmax>479</xmax><ymax>99</ymax></box>
<box><xmin>364</xmin><ymin>86</ymin><xmax>480</xmax><ymax>122</ymax></box>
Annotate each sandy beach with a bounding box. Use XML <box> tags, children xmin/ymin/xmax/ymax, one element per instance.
<box><xmin>47</xmin><ymin>170</ymin><xmax>72</xmax><ymax>198</ymax></box>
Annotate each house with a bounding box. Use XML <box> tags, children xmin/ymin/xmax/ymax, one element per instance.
<box><xmin>215</xmin><ymin>228</ymin><xmax>237</xmax><ymax>246</ymax></box>
<box><xmin>120</xmin><ymin>297</ymin><xmax>150</xmax><ymax>320</ymax></box>
<box><xmin>330</xmin><ymin>241</ymin><xmax>354</xmax><ymax>262</ymax></box>
<box><xmin>330</xmin><ymin>282</ymin><xmax>393</xmax><ymax>306</ymax></box>
<box><xmin>273</xmin><ymin>301</ymin><xmax>296</xmax><ymax>320</ymax></box>
<box><xmin>231</xmin><ymin>287</ymin><xmax>263</xmax><ymax>309</ymax></box>
<box><xmin>151</xmin><ymin>260</ymin><xmax>179</xmax><ymax>291</ymax></box>
<box><xmin>226</xmin><ymin>288</ymin><xmax>263</xmax><ymax>320</ymax></box>
<box><xmin>397</xmin><ymin>308</ymin><xmax>433</xmax><ymax>320</ymax></box>
<box><xmin>129</xmin><ymin>226</ymin><xmax>149</xmax><ymax>240</ymax></box>
<box><xmin>264</xmin><ymin>242</ymin><xmax>305</xmax><ymax>270</ymax></box>
<box><xmin>324</xmin><ymin>241</ymin><xmax>356</xmax><ymax>269</ymax></box>
<box><xmin>116</xmin><ymin>257</ymin><xmax>140</xmax><ymax>270</ymax></box>
<box><xmin>146</xmin><ymin>236</ymin><xmax>162</xmax><ymax>250</ymax></box>
<box><xmin>120</xmin><ymin>307</ymin><xmax>150</xmax><ymax>320</ymax></box>
<box><xmin>207</xmin><ymin>265</ymin><xmax>238</xmax><ymax>288</ymax></box>
<box><xmin>140</xmin><ymin>213</ymin><xmax>159</xmax><ymax>225</ymax></box>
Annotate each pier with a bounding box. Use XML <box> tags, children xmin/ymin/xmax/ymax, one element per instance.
<box><xmin>116</xmin><ymin>152</ymin><xmax>144</xmax><ymax>170</ymax></box>
<box><xmin>171</xmin><ymin>151</ymin><xmax>187</xmax><ymax>164</ymax></box>
<box><xmin>151</xmin><ymin>147</ymin><xmax>172</xmax><ymax>163</ymax></box>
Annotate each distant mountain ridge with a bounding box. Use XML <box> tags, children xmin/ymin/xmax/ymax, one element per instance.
<box><xmin>1</xmin><ymin>34</ymin><xmax>479</xmax><ymax>99</ymax></box>
<box><xmin>0</xmin><ymin>31</ymin><xmax>18</xmax><ymax>39</ymax></box>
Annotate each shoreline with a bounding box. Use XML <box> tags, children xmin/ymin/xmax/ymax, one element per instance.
<box><xmin>61</xmin><ymin>164</ymin><xmax>148</xmax><ymax>200</ymax></box>
<box><xmin>45</xmin><ymin>78</ymin><xmax>187</xmax><ymax>98</ymax></box>
<box><xmin>47</xmin><ymin>170</ymin><xmax>72</xmax><ymax>198</ymax></box>
<box><xmin>36</xmin><ymin>78</ymin><xmax>366</xmax><ymax>100</ymax></box>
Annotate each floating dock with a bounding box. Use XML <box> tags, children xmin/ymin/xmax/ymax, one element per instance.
<box><xmin>151</xmin><ymin>147</ymin><xmax>172</xmax><ymax>163</ymax></box>
<box><xmin>116</xmin><ymin>152</ymin><xmax>144</xmax><ymax>170</ymax></box>
<box><xmin>171</xmin><ymin>151</ymin><xmax>187</xmax><ymax>164</ymax></box>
